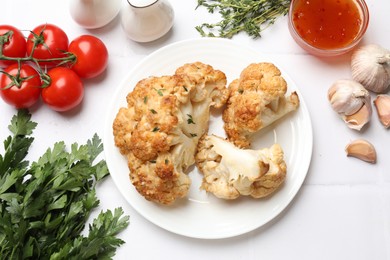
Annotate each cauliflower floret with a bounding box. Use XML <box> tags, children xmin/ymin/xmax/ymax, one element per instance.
<box><xmin>113</xmin><ymin>62</ymin><xmax>228</xmax><ymax>205</ymax></box>
<box><xmin>223</xmin><ymin>63</ymin><xmax>300</xmax><ymax>148</ymax></box>
<box><xmin>126</xmin><ymin>152</ymin><xmax>191</xmax><ymax>204</ymax></box>
<box><xmin>175</xmin><ymin>61</ymin><xmax>228</xmax><ymax>107</ymax></box>
<box><xmin>196</xmin><ymin>135</ymin><xmax>287</xmax><ymax>200</ymax></box>
<box><xmin>175</xmin><ymin>62</ymin><xmax>229</xmax><ymax>136</ymax></box>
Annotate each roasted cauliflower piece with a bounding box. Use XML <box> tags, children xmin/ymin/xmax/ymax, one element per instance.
<box><xmin>196</xmin><ymin>135</ymin><xmax>287</xmax><ymax>200</ymax></box>
<box><xmin>113</xmin><ymin>62</ymin><xmax>228</xmax><ymax>205</ymax></box>
<box><xmin>175</xmin><ymin>61</ymin><xmax>228</xmax><ymax>108</ymax></box>
<box><xmin>223</xmin><ymin>62</ymin><xmax>300</xmax><ymax>148</ymax></box>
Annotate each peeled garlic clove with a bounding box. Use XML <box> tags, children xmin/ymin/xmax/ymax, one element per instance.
<box><xmin>373</xmin><ymin>94</ymin><xmax>390</xmax><ymax>128</ymax></box>
<box><xmin>345</xmin><ymin>139</ymin><xmax>377</xmax><ymax>164</ymax></box>
<box><xmin>343</xmin><ymin>102</ymin><xmax>372</xmax><ymax>131</ymax></box>
<box><xmin>328</xmin><ymin>79</ymin><xmax>370</xmax><ymax>116</ymax></box>
<box><xmin>351</xmin><ymin>44</ymin><xmax>390</xmax><ymax>93</ymax></box>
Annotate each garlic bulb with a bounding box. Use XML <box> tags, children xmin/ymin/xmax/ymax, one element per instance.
<box><xmin>351</xmin><ymin>44</ymin><xmax>390</xmax><ymax>93</ymax></box>
<box><xmin>373</xmin><ymin>94</ymin><xmax>390</xmax><ymax>128</ymax></box>
<box><xmin>328</xmin><ymin>79</ymin><xmax>372</xmax><ymax>130</ymax></box>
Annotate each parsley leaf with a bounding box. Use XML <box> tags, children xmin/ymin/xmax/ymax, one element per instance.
<box><xmin>0</xmin><ymin>110</ymin><xmax>129</xmax><ymax>259</ymax></box>
<box><xmin>50</xmin><ymin>208</ymin><xmax>129</xmax><ymax>260</ymax></box>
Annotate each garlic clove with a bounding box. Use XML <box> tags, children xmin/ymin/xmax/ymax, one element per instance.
<box><xmin>345</xmin><ymin>139</ymin><xmax>377</xmax><ymax>164</ymax></box>
<box><xmin>373</xmin><ymin>94</ymin><xmax>390</xmax><ymax>128</ymax></box>
<box><xmin>328</xmin><ymin>79</ymin><xmax>372</xmax><ymax>130</ymax></box>
<box><xmin>328</xmin><ymin>79</ymin><xmax>370</xmax><ymax>116</ymax></box>
<box><xmin>351</xmin><ymin>44</ymin><xmax>390</xmax><ymax>93</ymax></box>
<box><xmin>343</xmin><ymin>102</ymin><xmax>371</xmax><ymax>131</ymax></box>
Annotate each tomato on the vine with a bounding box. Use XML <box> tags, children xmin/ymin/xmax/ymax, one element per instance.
<box><xmin>0</xmin><ymin>25</ymin><xmax>27</xmax><ymax>68</ymax></box>
<box><xmin>0</xmin><ymin>64</ymin><xmax>42</xmax><ymax>109</ymax></box>
<box><xmin>26</xmin><ymin>24</ymin><xmax>69</xmax><ymax>68</ymax></box>
<box><xmin>68</xmin><ymin>35</ymin><xmax>108</xmax><ymax>79</ymax></box>
<box><xmin>42</xmin><ymin>67</ymin><xmax>84</xmax><ymax>112</ymax></box>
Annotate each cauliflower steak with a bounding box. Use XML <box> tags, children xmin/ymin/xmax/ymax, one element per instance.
<box><xmin>113</xmin><ymin>62</ymin><xmax>228</xmax><ymax>205</ymax></box>
<box><xmin>223</xmin><ymin>62</ymin><xmax>300</xmax><ymax>148</ymax></box>
<box><xmin>196</xmin><ymin>135</ymin><xmax>287</xmax><ymax>200</ymax></box>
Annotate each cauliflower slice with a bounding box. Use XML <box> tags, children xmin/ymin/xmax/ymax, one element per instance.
<box><xmin>113</xmin><ymin>62</ymin><xmax>228</xmax><ymax>205</ymax></box>
<box><xmin>196</xmin><ymin>135</ymin><xmax>287</xmax><ymax>200</ymax></box>
<box><xmin>223</xmin><ymin>63</ymin><xmax>300</xmax><ymax>148</ymax></box>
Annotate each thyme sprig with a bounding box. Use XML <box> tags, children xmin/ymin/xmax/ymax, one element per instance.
<box><xmin>195</xmin><ymin>0</ymin><xmax>291</xmax><ymax>38</ymax></box>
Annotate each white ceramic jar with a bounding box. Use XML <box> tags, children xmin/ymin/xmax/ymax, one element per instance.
<box><xmin>121</xmin><ymin>0</ymin><xmax>175</xmax><ymax>42</ymax></box>
<box><xmin>69</xmin><ymin>0</ymin><xmax>122</xmax><ymax>29</ymax></box>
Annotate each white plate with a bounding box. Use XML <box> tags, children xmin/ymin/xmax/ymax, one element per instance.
<box><xmin>103</xmin><ymin>38</ymin><xmax>313</xmax><ymax>239</ymax></box>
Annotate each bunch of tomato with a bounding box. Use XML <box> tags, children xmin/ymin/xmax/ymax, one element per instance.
<box><xmin>0</xmin><ymin>24</ymin><xmax>108</xmax><ymax>111</ymax></box>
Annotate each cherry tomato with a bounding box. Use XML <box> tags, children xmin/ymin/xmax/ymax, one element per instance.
<box><xmin>0</xmin><ymin>25</ymin><xmax>27</xmax><ymax>68</ymax></box>
<box><xmin>0</xmin><ymin>64</ymin><xmax>42</xmax><ymax>108</ymax></box>
<box><xmin>26</xmin><ymin>24</ymin><xmax>69</xmax><ymax>68</ymax></box>
<box><xmin>42</xmin><ymin>67</ymin><xmax>84</xmax><ymax>112</ymax></box>
<box><xmin>68</xmin><ymin>35</ymin><xmax>108</xmax><ymax>79</ymax></box>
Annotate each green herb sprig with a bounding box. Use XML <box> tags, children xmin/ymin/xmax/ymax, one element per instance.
<box><xmin>195</xmin><ymin>0</ymin><xmax>291</xmax><ymax>38</ymax></box>
<box><xmin>0</xmin><ymin>110</ymin><xmax>129</xmax><ymax>259</ymax></box>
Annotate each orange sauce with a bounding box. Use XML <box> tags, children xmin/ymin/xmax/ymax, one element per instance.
<box><xmin>292</xmin><ymin>0</ymin><xmax>363</xmax><ymax>49</ymax></box>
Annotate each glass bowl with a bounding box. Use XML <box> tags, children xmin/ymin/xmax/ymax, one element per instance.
<box><xmin>288</xmin><ymin>0</ymin><xmax>369</xmax><ymax>57</ymax></box>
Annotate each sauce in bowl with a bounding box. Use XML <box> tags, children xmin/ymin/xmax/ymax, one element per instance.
<box><xmin>289</xmin><ymin>0</ymin><xmax>369</xmax><ymax>56</ymax></box>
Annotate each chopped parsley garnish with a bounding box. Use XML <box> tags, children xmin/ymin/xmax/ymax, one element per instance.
<box><xmin>153</xmin><ymin>88</ymin><xmax>165</xmax><ymax>96</ymax></box>
<box><xmin>187</xmin><ymin>114</ymin><xmax>195</xmax><ymax>124</ymax></box>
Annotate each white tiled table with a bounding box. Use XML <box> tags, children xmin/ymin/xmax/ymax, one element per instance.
<box><xmin>1</xmin><ymin>0</ymin><xmax>389</xmax><ymax>259</ymax></box>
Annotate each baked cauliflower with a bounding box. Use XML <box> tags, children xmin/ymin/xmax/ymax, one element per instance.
<box><xmin>196</xmin><ymin>135</ymin><xmax>287</xmax><ymax>200</ymax></box>
<box><xmin>113</xmin><ymin>62</ymin><xmax>228</xmax><ymax>205</ymax></box>
<box><xmin>223</xmin><ymin>62</ymin><xmax>300</xmax><ymax>148</ymax></box>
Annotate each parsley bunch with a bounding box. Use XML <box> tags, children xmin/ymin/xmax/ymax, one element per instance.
<box><xmin>196</xmin><ymin>0</ymin><xmax>291</xmax><ymax>38</ymax></box>
<box><xmin>0</xmin><ymin>110</ymin><xmax>129</xmax><ymax>259</ymax></box>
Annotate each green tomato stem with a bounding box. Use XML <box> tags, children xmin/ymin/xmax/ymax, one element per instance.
<box><xmin>0</xmin><ymin>30</ymin><xmax>76</xmax><ymax>88</ymax></box>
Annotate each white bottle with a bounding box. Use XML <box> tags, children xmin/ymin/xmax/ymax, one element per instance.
<box><xmin>121</xmin><ymin>0</ymin><xmax>174</xmax><ymax>42</ymax></box>
<box><xmin>69</xmin><ymin>0</ymin><xmax>122</xmax><ymax>29</ymax></box>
